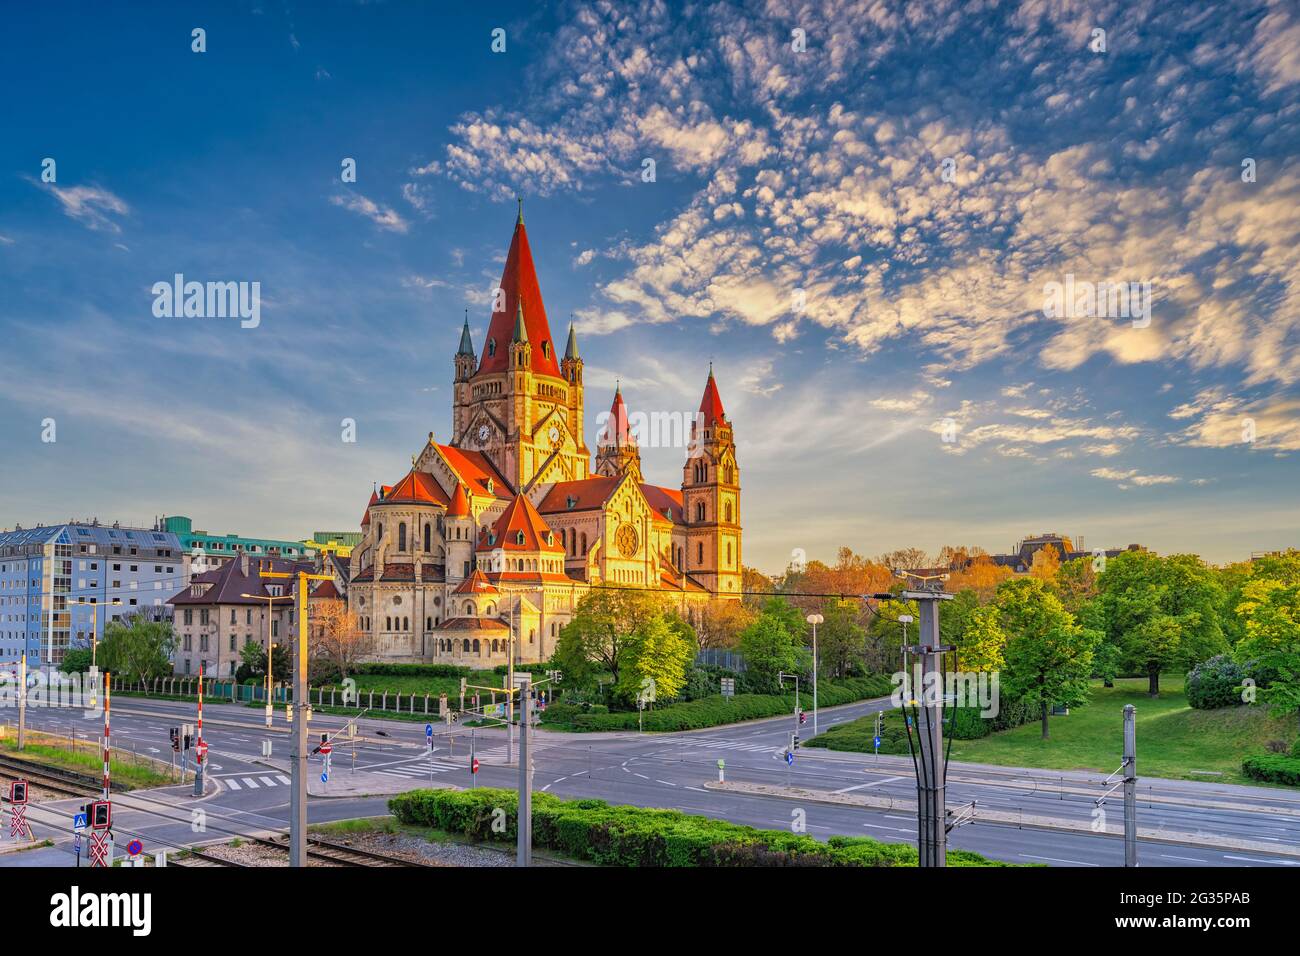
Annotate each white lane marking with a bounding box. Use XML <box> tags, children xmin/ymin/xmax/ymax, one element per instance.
<box><xmin>225</xmin><ymin>779</ymin><xmax>242</xmax><ymax>790</ymax></box>
<box><xmin>1020</xmin><ymin>854</ymin><xmax>1098</xmax><ymax>867</ymax></box>
<box><xmin>633</xmin><ymin>773</ymin><xmax>650</xmax><ymax>780</ymax></box>
<box><xmin>685</xmin><ymin>786</ymin><xmax>710</xmax><ymax>793</ymax></box>
<box><xmin>655</xmin><ymin>780</ymin><xmax>678</xmax><ymax>787</ymax></box>
<box><xmin>862</xmin><ymin>823</ymin><xmax>912</xmax><ymax>833</ymax></box>
<box><xmin>1160</xmin><ymin>854</ymin><xmax>1207</xmax><ymax>863</ymax></box>
<box><xmin>241</xmin><ymin>777</ymin><xmax>260</xmax><ymax>788</ymax></box>
<box><xmin>276</xmin><ymin>775</ymin><xmax>291</xmax><ymax>785</ymax></box>
<box><xmin>258</xmin><ymin>776</ymin><xmax>278</xmax><ymax>787</ymax></box>
<box><xmin>834</xmin><ymin>775</ymin><xmax>904</xmax><ymax>794</ymax></box>
<box><xmin>1222</xmin><ymin>855</ymin><xmax>1300</xmax><ymax>866</ymax></box>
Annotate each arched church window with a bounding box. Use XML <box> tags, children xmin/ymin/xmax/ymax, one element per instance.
<box><xmin>488</xmin><ymin>339</ymin><xmax>496</xmax><ymax>357</ymax></box>
<box><xmin>473</xmin><ymin>639</ymin><xmax>480</xmax><ymax>653</ymax></box>
<box><xmin>724</xmin><ymin>502</ymin><xmax>732</xmax><ymax>522</ymax></box>
<box><xmin>398</xmin><ymin>523</ymin><xmax>407</xmax><ymax>551</ymax></box>
<box><xmin>581</xmin><ymin>533</ymin><xmax>587</xmax><ymax>553</ymax></box>
<box><xmin>424</xmin><ymin>523</ymin><xmax>431</xmax><ymax>551</ymax></box>
<box><xmin>463</xmin><ymin>639</ymin><xmax>470</xmax><ymax>652</ymax></box>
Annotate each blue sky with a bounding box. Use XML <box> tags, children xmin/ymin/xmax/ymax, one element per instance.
<box><xmin>1</xmin><ymin>0</ymin><xmax>1298</xmax><ymax>571</ymax></box>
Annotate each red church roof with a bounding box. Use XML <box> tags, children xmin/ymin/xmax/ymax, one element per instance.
<box><xmin>453</xmin><ymin>568</ymin><xmax>499</xmax><ymax>595</ymax></box>
<box><xmin>476</xmin><ymin>214</ymin><xmax>562</xmax><ymax>378</ymax></box>
<box><xmin>438</xmin><ymin>444</ymin><xmax>513</xmax><ymax>498</ymax></box>
<box><xmin>447</xmin><ymin>481</ymin><xmax>470</xmax><ymax>517</ymax></box>
<box><xmin>477</xmin><ymin>494</ymin><xmax>563</xmax><ymax>552</ymax></box>
<box><xmin>384</xmin><ymin>469</ymin><xmax>451</xmax><ymax>506</ymax></box>
<box><xmin>360</xmin><ymin>488</ymin><xmax>378</xmax><ymax>526</ymax></box>
<box><xmin>699</xmin><ymin>366</ymin><xmax>726</xmax><ymax>426</ymax></box>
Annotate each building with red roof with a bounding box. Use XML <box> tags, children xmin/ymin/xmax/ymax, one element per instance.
<box><xmin>345</xmin><ymin>208</ymin><xmax>741</xmax><ymax>668</ymax></box>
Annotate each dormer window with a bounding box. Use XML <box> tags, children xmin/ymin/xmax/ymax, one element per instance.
<box><xmin>566</xmin><ymin>495</ymin><xmax>577</xmax><ymax>509</ymax></box>
<box><xmin>515</xmin><ymin>531</ymin><xmax>526</xmax><ymax>546</ymax></box>
<box><xmin>486</xmin><ymin>479</ymin><xmax>495</xmax><ymax>495</ymax></box>
<box><xmin>541</xmin><ymin>340</ymin><xmax>550</xmax><ymax>358</ymax></box>
<box><xmin>546</xmin><ymin>532</ymin><xmax>554</xmax><ymax>546</ymax></box>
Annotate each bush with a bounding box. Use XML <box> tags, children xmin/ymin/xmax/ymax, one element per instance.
<box><xmin>544</xmin><ymin>675</ymin><xmax>892</xmax><ymax>732</ymax></box>
<box><xmin>1186</xmin><ymin>655</ymin><xmax>1246</xmax><ymax>710</ymax></box>
<box><xmin>1242</xmin><ymin>753</ymin><xmax>1300</xmax><ymax>786</ymax></box>
<box><xmin>387</xmin><ymin>787</ymin><xmax>1019</xmax><ymax>866</ymax></box>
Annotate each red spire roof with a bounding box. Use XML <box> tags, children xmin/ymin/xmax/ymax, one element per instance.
<box><xmin>360</xmin><ymin>488</ymin><xmax>378</xmax><ymax>526</ymax></box>
<box><xmin>698</xmin><ymin>366</ymin><xmax>726</xmax><ymax>426</ymax></box>
<box><xmin>447</xmin><ymin>481</ymin><xmax>470</xmax><ymax>517</ymax></box>
<box><xmin>384</xmin><ymin>470</ymin><xmax>452</xmax><ymax>506</ymax></box>
<box><xmin>476</xmin><ymin>215</ymin><xmax>561</xmax><ymax>378</ymax></box>
<box><xmin>601</xmin><ymin>386</ymin><xmax>636</xmax><ymax>447</ymax></box>
<box><xmin>477</xmin><ymin>494</ymin><xmax>564</xmax><ymax>552</ymax></box>
<box><xmin>453</xmin><ymin>568</ymin><xmax>499</xmax><ymax>595</ymax></box>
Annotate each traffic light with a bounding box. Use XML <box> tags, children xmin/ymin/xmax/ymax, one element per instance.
<box><xmin>90</xmin><ymin>800</ymin><xmax>112</xmax><ymax>830</ymax></box>
<box><xmin>183</xmin><ymin>734</ymin><xmax>193</xmax><ymax>750</ymax></box>
<box><xmin>9</xmin><ymin>781</ymin><xmax>27</xmax><ymax>804</ymax></box>
<box><xmin>170</xmin><ymin>727</ymin><xmax>180</xmax><ymax>752</ymax></box>
<box><xmin>798</xmin><ymin>710</ymin><xmax>807</xmax><ymax>725</ymax></box>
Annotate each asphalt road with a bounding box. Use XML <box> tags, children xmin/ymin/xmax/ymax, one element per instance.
<box><xmin>5</xmin><ymin>693</ymin><xmax>1299</xmax><ymax>868</ymax></box>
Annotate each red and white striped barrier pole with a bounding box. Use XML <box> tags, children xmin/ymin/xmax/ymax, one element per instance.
<box><xmin>102</xmin><ymin>671</ymin><xmax>110</xmax><ymax>799</ymax></box>
<box><xmin>194</xmin><ymin>664</ymin><xmax>205</xmax><ymax>796</ymax></box>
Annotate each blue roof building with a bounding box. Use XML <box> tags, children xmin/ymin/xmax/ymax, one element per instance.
<box><xmin>0</xmin><ymin>522</ymin><xmax>185</xmax><ymax>667</ymax></box>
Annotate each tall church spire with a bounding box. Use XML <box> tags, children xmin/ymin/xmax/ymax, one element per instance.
<box><xmin>698</xmin><ymin>365</ymin><xmax>727</xmax><ymax>426</ymax></box>
<box><xmin>476</xmin><ymin>210</ymin><xmax>560</xmax><ymax>377</ymax></box>
<box><xmin>565</xmin><ymin>320</ymin><xmax>579</xmax><ymax>360</ymax></box>
<box><xmin>512</xmin><ymin>299</ymin><xmax>529</xmax><ymax>343</ymax></box>
<box><xmin>457</xmin><ymin>310</ymin><xmax>475</xmax><ymax>356</ymax></box>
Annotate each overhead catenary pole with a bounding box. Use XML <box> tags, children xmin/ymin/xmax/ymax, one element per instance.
<box><xmin>260</xmin><ymin>563</ymin><xmax>332</xmax><ymax>867</ymax></box>
<box><xmin>516</xmin><ymin>672</ymin><xmax>532</xmax><ymax>867</ymax></box>
<box><xmin>1123</xmin><ymin>703</ymin><xmax>1138</xmax><ymax>867</ymax></box>
<box><xmin>901</xmin><ymin>588</ymin><xmax>954</xmax><ymax>868</ymax></box>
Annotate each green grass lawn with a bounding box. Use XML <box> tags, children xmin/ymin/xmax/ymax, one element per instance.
<box><xmin>811</xmin><ymin>675</ymin><xmax>1298</xmax><ymax>786</ymax></box>
<box><xmin>0</xmin><ymin>737</ymin><xmax>177</xmax><ymax>790</ymax></box>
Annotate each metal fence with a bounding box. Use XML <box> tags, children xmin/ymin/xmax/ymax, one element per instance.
<box><xmin>695</xmin><ymin>648</ymin><xmax>746</xmax><ymax>671</ymax></box>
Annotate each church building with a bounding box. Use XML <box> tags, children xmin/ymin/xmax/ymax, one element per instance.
<box><xmin>346</xmin><ymin>208</ymin><xmax>742</xmax><ymax>665</ymax></box>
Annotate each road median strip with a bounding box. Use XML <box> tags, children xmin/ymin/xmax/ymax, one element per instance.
<box><xmin>703</xmin><ymin>780</ymin><xmax>1300</xmax><ymax>859</ymax></box>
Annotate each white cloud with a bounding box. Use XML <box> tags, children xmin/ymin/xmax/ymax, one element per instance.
<box><xmin>329</xmin><ymin>193</ymin><xmax>409</xmax><ymax>233</ymax></box>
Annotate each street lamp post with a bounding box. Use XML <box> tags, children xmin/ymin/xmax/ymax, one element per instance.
<box><xmin>241</xmin><ymin>592</ymin><xmax>292</xmax><ymax>727</ymax></box>
<box><xmin>805</xmin><ymin>613</ymin><xmax>823</xmax><ymax>737</ymax></box>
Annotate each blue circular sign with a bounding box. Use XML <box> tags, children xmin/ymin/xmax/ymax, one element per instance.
<box><xmin>320</xmin><ymin>772</ymin><xmax>328</xmax><ymax>783</ymax></box>
<box><xmin>874</xmin><ymin>736</ymin><xmax>882</xmax><ymax>747</ymax></box>
<box><xmin>425</xmin><ymin>724</ymin><xmax>433</xmax><ymax>737</ymax></box>
<box><xmin>127</xmin><ymin>840</ymin><xmax>143</xmax><ymax>856</ymax></box>
<box><xmin>785</xmin><ymin>751</ymin><xmax>794</xmax><ymax>766</ymax></box>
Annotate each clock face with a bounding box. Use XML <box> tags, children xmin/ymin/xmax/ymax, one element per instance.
<box><xmin>477</xmin><ymin>424</ymin><xmax>490</xmax><ymax>443</ymax></box>
<box><xmin>548</xmin><ymin>426</ymin><xmax>560</xmax><ymax>444</ymax></box>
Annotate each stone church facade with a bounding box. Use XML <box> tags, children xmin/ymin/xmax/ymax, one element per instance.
<box><xmin>346</xmin><ymin>209</ymin><xmax>742</xmax><ymax>666</ymax></box>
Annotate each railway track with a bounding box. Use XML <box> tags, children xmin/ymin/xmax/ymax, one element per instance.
<box><xmin>0</xmin><ymin>753</ymin><xmax>101</xmax><ymax>799</ymax></box>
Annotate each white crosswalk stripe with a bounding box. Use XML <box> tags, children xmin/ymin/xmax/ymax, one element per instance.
<box><xmin>225</xmin><ymin>778</ymin><xmax>241</xmax><ymax>790</ymax></box>
<box><xmin>372</xmin><ymin>761</ymin><xmax>460</xmax><ymax>778</ymax></box>
<box><xmin>241</xmin><ymin>777</ymin><xmax>260</xmax><ymax>788</ymax></box>
<box><xmin>276</xmin><ymin>775</ymin><xmax>291</xmax><ymax>785</ymax></box>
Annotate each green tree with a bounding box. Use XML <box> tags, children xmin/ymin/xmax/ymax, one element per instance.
<box><xmin>617</xmin><ymin>614</ymin><xmax>697</xmax><ymax>702</ymax></box>
<box><xmin>553</xmin><ymin>588</ymin><xmax>666</xmax><ymax>689</ymax></box>
<box><xmin>1094</xmin><ymin>551</ymin><xmax>1227</xmax><ymax>696</ymax></box>
<box><xmin>956</xmin><ymin>604</ymin><xmax>1005</xmax><ymax>673</ymax></box>
<box><xmin>98</xmin><ymin>616</ymin><xmax>177</xmax><ymax>681</ymax></box>
<box><xmin>61</xmin><ymin>647</ymin><xmax>93</xmax><ymax>674</ymax></box>
<box><xmin>1054</xmin><ymin>556</ymin><xmax>1099</xmax><ymax>617</ymax></box>
<box><xmin>814</xmin><ymin>599</ymin><xmax>867</xmax><ymax>678</ymax></box>
<box><xmin>996</xmin><ymin>578</ymin><xmax>1097</xmax><ymax>739</ymax></box>
<box><xmin>738</xmin><ymin>598</ymin><xmax>810</xmax><ymax>693</ymax></box>
<box><xmin>1235</xmin><ymin>576</ymin><xmax>1300</xmax><ymax>731</ymax></box>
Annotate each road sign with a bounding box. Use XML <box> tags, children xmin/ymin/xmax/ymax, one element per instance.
<box><xmin>73</xmin><ymin>812</ymin><xmax>88</xmax><ymax>832</ymax></box>
<box><xmin>320</xmin><ymin>741</ymin><xmax>332</xmax><ymax>756</ymax></box>
<box><xmin>127</xmin><ymin>839</ymin><xmax>142</xmax><ymax>857</ymax></box>
<box><xmin>721</xmin><ymin>677</ymin><xmax>735</xmax><ymax>698</ymax></box>
<box><xmin>196</xmin><ymin>739</ymin><xmax>208</xmax><ymax>759</ymax></box>
<box><xmin>471</xmin><ymin>756</ymin><xmax>479</xmax><ymax>775</ymax></box>
<box><xmin>425</xmin><ymin>723</ymin><xmax>433</xmax><ymax>738</ymax></box>
<box><xmin>320</xmin><ymin>772</ymin><xmax>328</xmax><ymax>783</ymax></box>
<box><xmin>785</xmin><ymin>750</ymin><xmax>794</xmax><ymax>766</ymax></box>
<box><xmin>874</xmin><ymin>736</ymin><xmax>882</xmax><ymax>748</ymax></box>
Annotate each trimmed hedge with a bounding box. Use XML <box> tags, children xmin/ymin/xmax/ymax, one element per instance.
<box><xmin>540</xmin><ymin>675</ymin><xmax>892</xmax><ymax>732</ymax></box>
<box><xmin>387</xmin><ymin>787</ymin><xmax>1018</xmax><ymax>866</ymax></box>
<box><xmin>1242</xmin><ymin>753</ymin><xmax>1300</xmax><ymax>786</ymax></box>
